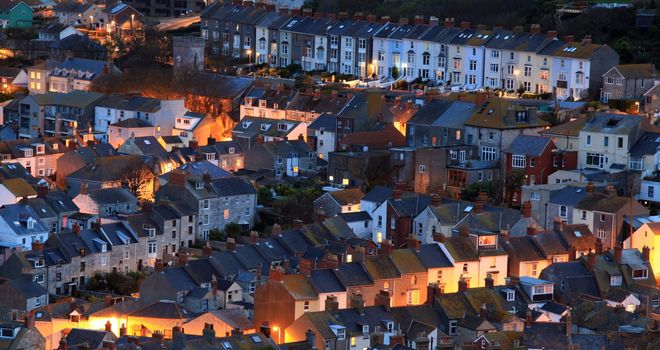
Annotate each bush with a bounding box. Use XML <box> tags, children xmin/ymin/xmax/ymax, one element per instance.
<box><xmin>209</xmin><ymin>228</ymin><xmax>224</xmax><ymax>241</ymax></box>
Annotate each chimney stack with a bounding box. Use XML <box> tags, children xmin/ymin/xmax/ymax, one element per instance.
<box><xmin>203</xmin><ymin>323</ymin><xmax>216</xmax><ymax>345</ymax></box>
<box><xmin>380</xmin><ymin>15</ymin><xmax>390</xmax><ymax>24</ymax></box>
<box><xmin>500</xmin><ymin>229</ymin><xmax>510</xmax><ymax>243</ymax></box>
<box><xmin>105</xmin><ymin>320</ymin><xmax>112</xmax><ymax>332</ymax></box>
<box><xmin>298</xmin><ymin>258</ymin><xmax>313</xmax><ymax>276</ymax></box>
<box><xmin>353</xmin><ymin>12</ymin><xmax>364</xmax><ymax>21</ymax></box>
<box><xmin>564</xmin><ymin>34</ymin><xmax>574</xmax><ymax>42</ymax></box>
<box><xmin>547</xmin><ymin>30</ymin><xmax>557</xmax><ymax>39</ymax></box>
<box><xmin>587</xmin><ymin>251</ymin><xmax>596</xmax><ymax>272</ymax></box>
<box><xmin>581</xmin><ymin>35</ymin><xmax>592</xmax><ymax>45</ymax></box>
<box><xmin>459</xmin><ymin>226</ymin><xmax>469</xmax><ymax>238</ymax></box>
<box><xmin>530</xmin><ymin>23</ymin><xmax>541</xmax><ymax>34</ymax></box>
<box><xmin>553</xmin><ymin>216</ymin><xmax>564</xmax><ymax>233</ymax></box>
<box><xmin>374</xmin><ymin>290</ymin><xmax>391</xmax><ymax>311</ymax></box>
<box><xmin>458</xmin><ymin>277</ymin><xmax>468</xmax><ymax>293</ymax></box>
<box><xmin>595</xmin><ymin>239</ymin><xmax>603</xmax><ymax>255</ymax></box>
<box><xmin>643</xmin><ymin>246</ymin><xmax>650</xmax><ymax>262</ymax></box>
<box><xmin>433</xmin><ymin>233</ymin><xmax>446</xmax><ymax>243</ymax></box>
<box><xmin>202</xmin><ymin>242</ymin><xmax>212</xmax><ymax>257</ymax></box>
<box><xmin>350</xmin><ymin>293</ymin><xmax>365</xmax><ymax>314</ymax></box>
<box><xmin>337</xmin><ymin>11</ymin><xmax>348</xmax><ymax>20</ymax></box>
<box><xmin>380</xmin><ymin>240</ymin><xmax>393</xmax><ymax>256</ymax></box>
<box><xmin>429</xmin><ymin>16</ymin><xmax>439</xmax><ymax>27</ymax></box>
<box><xmin>527</xmin><ymin>224</ymin><xmax>537</xmax><ymax>236</ymax></box>
<box><xmin>480</xmin><ymin>303</ymin><xmax>488</xmax><ymax>320</ymax></box>
<box><xmin>31</xmin><ymin>240</ymin><xmax>44</xmax><ymax>253</ymax></box>
<box><xmin>460</xmin><ymin>21</ymin><xmax>471</xmax><ymax>29</ymax></box>
<box><xmin>120</xmin><ymin>324</ymin><xmax>127</xmax><ymax>337</ymax></box>
<box><xmin>305</xmin><ymin>329</ymin><xmax>317</xmax><ymax>349</ymax></box>
<box><xmin>605</xmin><ymin>185</ymin><xmax>617</xmax><ymax>197</ymax></box>
<box><xmin>613</xmin><ymin>244</ymin><xmax>622</xmax><ymax>264</ymax></box>
<box><xmin>366</xmin><ymin>14</ymin><xmax>377</xmax><ymax>23</ymax></box>
<box><xmin>177</xmin><ymin>251</ymin><xmax>189</xmax><ymax>266</ymax></box>
<box><xmin>413</xmin><ymin>15</ymin><xmax>424</xmax><ymax>25</ymax></box>
<box><xmin>522</xmin><ymin>201</ymin><xmax>532</xmax><ymax>218</ymax></box>
<box><xmin>399</xmin><ymin>16</ymin><xmax>409</xmax><ymax>25</ymax></box>
<box><xmin>485</xmin><ymin>273</ymin><xmax>494</xmax><ymax>289</ymax></box>
<box><xmin>155</xmin><ymin>258</ymin><xmax>164</xmax><ymax>272</ymax></box>
<box><xmin>325</xmin><ymin>295</ymin><xmax>339</xmax><ymax>312</ymax></box>
<box><xmin>407</xmin><ymin>236</ymin><xmax>420</xmax><ymax>251</ymax></box>
<box><xmin>250</xmin><ymin>230</ymin><xmax>260</xmax><ymax>243</ymax></box>
<box><xmin>444</xmin><ymin>17</ymin><xmax>454</xmax><ymax>28</ymax></box>
<box><xmin>80</xmin><ymin>182</ymin><xmax>88</xmax><ymax>196</ymax></box>
<box><xmin>226</xmin><ymin>237</ymin><xmax>236</xmax><ymax>251</ymax></box>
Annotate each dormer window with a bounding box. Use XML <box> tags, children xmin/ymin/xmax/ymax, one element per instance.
<box><xmin>79</xmin><ymin>248</ymin><xmax>85</xmax><ymax>256</ymax></box>
<box><xmin>32</xmin><ymin>258</ymin><xmax>44</xmax><ymax>268</ymax></box>
<box><xmin>260</xmin><ymin>124</ymin><xmax>269</xmax><ymax>131</ymax></box>
<box><xmin>147</xmin><ymin>228</ymin><xmax>156</xmax><ymax>238</ymax></box>
<box><xmin>259</xmin><ymin>99</ymin><xmax>267</xmax><ymax>107</ymax></box>
<box><xmin>101</xmin><ymin>243</ymin><xmax>107</xmax><ymax>253</ymax></box>
<box><xmin>273</xmin><ymin>103</ymin><xmax>279</xmax><ymax>109</ymax></box>
<box><xmin>362</xmin><ymin>325</ymin><xmax>369</xmax><ymax>334</ymax></box>
<box><xmin>633</xmin><ymin>268</ymin><xmax>648</xmax><ymax>279</ymax></box>
<box><xmin>23</xmin><ymin>149</ymin><xmax>33</xmax><ymax>157</ymax></box>
<box><xmin>336</xmin><ymin>328</ymin><xmax>346</xmax><ymax>340</ymax></box>
<box><xmin>610</xmin><ymin>275</ymin><xmax>622</xmax><ymax>286</ymax></box>
<box><xmin>35</xmin><ymin>145</ymin><xmax>45</xmax><ymax>154</ymax></box>
<box><xmin>27</xmin><ymin>218</ymin><xmax>35</xmax><ymax>230</ymax></box>
<box><xmin>277</xmin><ymin>123</ymin><xmax>288</xmax><ymax>131</ymax></box>
<box><xmin>515</xmin><ymin>111</ymin><xmax>528</xmax><ymax>122</ymax></box>
<box><xmin>478</xmin><ymin>235</ymin><xmax>497</xmax><ymax>248</ymax></box>
<box><xmin>506</xmin><ymin>290</ymin><xmax>515</xmax><ymax>301</ymax></box>
<box><xmin>195</xmin><ymin>181</ymin><xmax>204</xmax><ymax>189</ymax></box>
<box><xmin>228</xmin><ymin>147</ymin><xmax>235</xmax><ymax>154</ymax></box>
<box><xmin>0</xmin><ymin>327</ymin><xmax>16</xmax><ymax>339</ymax></box>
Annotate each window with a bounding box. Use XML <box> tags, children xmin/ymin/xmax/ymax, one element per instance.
<box><xmin>633</xmin><ymin>268</ymin><xmax>648</xmax><ymax>279</ymax></box>
<box><xmin>377</xmin><ymin>215</ymin><xmax>382</xmax><ymax>227</ymax></box>
<box><xmin>600</xmin><ymin>214</ymin><xmax>606</xmax><ymax>222</ymax></box>
<box><xmin>630</xmin><ymin>157</ymin><xmax>643</xmax><ymax>170</ymax></box>
<box><xmin>202</xmin><ymin>199</ymin><xmax>210</xmax><ymax>209</ymax></box>
<box><xmin>223</xmin><ymin>209</ymin><xmax>230</xmax><ymax>220</ymax></box>
<box><xmin>489</xmin><ymin>63</ymin><xmax>499</xmax><ymax>73</ymax></box>
<box><xmin>581</xmin><ymin>210</ymin><xmax>587</xmax><ymax>220</ymax></box>
<box><xmin>80</xmin><ymin>261</ymin><xmax>86</xmax><ymax>272</ymax></box>
<box><xmin>597</xmin><ymin>228</ymin><xmax>606</xmax><ymax>239</ymax></box>
<box><xmin>148</xmin><ymin>242</ymin><xmax>157</xmax><ymax>254</ymax></box>
<box><xmin>390</xmin><ymin>217</ymin><xmax>396</xmax><ymax>229</ymax></box>
<box><xmin>463</xmin><ymin>263</ymin><xmax>468</xmax><ymax>273</ymax></box>
<box><xmin>531</xmin><ymin>263</ymin><xmax>538</xmax><ymax>276</ymax></box>
<box><xmin>203</xmin><ymin>215</ymin><xmax>210</xmax><ymax>225</ymax></box>
<box><xmin>407</xmin><ymin>290</ymin><xmax>420</xmax><ymax>305</ymax></box>
<box><xmin>610</xmin><ymin>275</ymin><xmax>622</xmax><ymax>286</ymax></box>
<box><xmin>478</xmin><ymin>235</ymin><xmax>497</xmax><ymax>247</ymax></box>
<box><xmin>530</xmin><ymin>191</ymin><xmax>540</xmax><ymax>200</ymax></box>
<box><xmin>491</xmin><ymin>50</ymin><xmax>499</xmax><ymax>58</ymax></box>
<box><xmin>649</xmin><ymin>186</ymin><xmax>655</xmax><ymax>198</ymax></box>
<box><xmin>524</xmin><ymin>66</ymin><xmax>531</xmax><ymax>77</ymax></box>
<box><xmin>617</xmin><ymin>137</ymin><xmax>624</xmax><ymax>148</ymax></box>
<box><xmin>336</xmin><ymin>328</ymin><xmax>346</xmax><ymax>340</ymax></box>
<box><xmin>604</xmin><ymin>136</ymin><xmax>609</xmax><ymax>147</ymax></box>
<box><xmin>469</xmin><ymin>60</ymin><xmax>477</xmax><ymax>71</ymax></box>
<box><xmin>559</xmin><ymin>205</ymin><xmax>567</xmax><ymax>218</ymax></box>
<box><xmin>448</xmin><ymin>320</ymin><xmax>458</xmax><ymax>335</ymax></box>
<box><xmin>418</xmin><ymin>165</ymin><xmax>426</xmax><ymax>173</ymax></box>
<box><xmin>436</xmin><ymin>270</ymin><xmax>443</xmax><ymax>283</ymax></box>
<box><xmin>481</xmin><ymin>147</ymin><xmax>497</xmax><ymax>161</ymax></box>
<box><xmin>512</xmin><ymin>155</ymin><xmax>526</xmax><ymax>168</ymax></box>
<box><xmin>101</xmin><ymin>256</ymin><xmax>107</xmax><ymax>266</ymax></box>
<box><xmin>303</xmin><ymin>301</ymin><xmax>310</xmax><ymax>311</ymax></box>
<box><xmin>34</xmin><ymin>274</ymin><xmax>44</xmax><ymax>283</ymax></box>
<box><xmin>586</xmin><ymin>153</ymin><xmax>602</xmax><ymax>167</ymax></box>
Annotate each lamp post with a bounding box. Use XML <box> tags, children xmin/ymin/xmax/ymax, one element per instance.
<box><xmin>272</xmin><ymin>326</ymin><xmax>282</xmax><ymax>344</ymax></box>
<box><xmin>247</xmin><ymin>49</ymin><xmax>252</xmax><ymax>63</ymax></box>
<box><xmin>89</xmin><ymin>15</ymin><xmax>93</xmax><ymax>30</ymax></box>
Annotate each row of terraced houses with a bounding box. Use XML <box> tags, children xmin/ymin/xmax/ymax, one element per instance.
<box><xmin>201</xmin><ymin>2</ymin><xmax>619</xmax><ymax>101</ymax></box>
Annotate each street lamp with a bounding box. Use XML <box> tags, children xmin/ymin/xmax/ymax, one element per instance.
<box><xmin>247</xmin><ymin>49</ymin><xmax>252</xmax><ymax>63</ymax></box>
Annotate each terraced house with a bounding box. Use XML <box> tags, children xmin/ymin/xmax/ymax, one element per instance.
<box><xmin>200</xmin><ymin>4</ymin><xmax>620</xmax><ymax>100</ymax></box>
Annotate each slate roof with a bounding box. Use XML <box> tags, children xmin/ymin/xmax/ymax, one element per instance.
<box><xmin>629</xmin><ymin>131</ymin><xmax>660</xmax><ymax>156</ymax></box>
<box><xmin>407</xmin><ymin>99</ymin><xmax>475</xmax><ymax>128</ymax></box>
<box><xmin>0</xmin><ymin>276</ymin><xmax>47</xmax><ymax>298</ymax></box>
<box><xmin>443</xmin><ymin>236</ymin><xmax>479</xmax><ymax>262</ymax></box>
<box><xmin>336</xmin><ymin>262</ymin><xmax>373</xmax><ymax>286</ymax></box>
<box><xmin>610</xmin><ymin>63</ymin><xmax>657</xmax><ymax>79</ymax></box>
<box><xmin>1</xmin><ymin>178</ymin><xmax>36</xmax><ymax>197</ymax></box>
<box><xmin>389</xmin><ymin>194</ymin><xmax>432</xmax><ymax>217</ymax></box>
<box><xmin>538</xmin><ymin>261</ymin><xmax>600</xmax><ymax>303</ymax></box>
<box><xmin>111</xmin><ymin>118</ymin><xmax>151</xmax><ymax>128</ymax></box>
<box><xmin>337</xmin><ymin>211</ymin><xmax>371</xmax><ymax>223</ymax></box>
<box><xmin>32</xmin><ymin>90</ymin><xmax>105</xmax><ymax>108</ymax></box>
<box><xmin>390</xmin><ymin>249</ymin><xmax>426</xmax><ymax>274</ymax></box>
<box><xmin>549</xmin><ymin>185</ymin><xmax>604</xmax><ymax>206</ymax></box>
<box><xmin>309</xmin><ymin>268</ymin><xmax>345</xmax><ymax>293</ymax></box>
<box><xmin>541</xmin><ymin>117</ymin><xmax>586</xmax><ymax>138</ymax></box>
<box><xmin>67</xmin><ymin>155</ymin><xmax>151</xmax><ymax>183</ymax></box>
<box><xmin>51</xmin><ymin>57</ymin><xmax>117</xmax><ymax>81</ymax></box>
<box><xmin>328</xmin><ymin>188</ymin><xmax>364</xmax><ymax>206</ymax></box>
<box><xmin>128</xmin><ymin>300</ymin><xmax>190</xmax><ymax>319</ymax></box>
<box><xmin>505</xmin><ymin>135</ymin><xmax>553</xmax><ymax>156</ymax></box>
<box><xmin>87</xmin><ymin>187</ymin><xmax>136</xmax><ymax>205</ymax></box>
<box><xmin>581</xmin><ymin>113</ymin><xmax>642</xmax><ymax>135</ymax></box>
<box><xmin>415</xmin><ymin>243</ymin><xmax>453</xmax><ymax>268</ymax></box>
<box><xmin>49</xmin><ymin>34</ymin><xmax>108</xmax><ymax>54</ymax></box>
<box><xmin>575</xmin><ymin>192</ymin><xmax>630</xmax><ymax>213</ymax></box>
<box><xmin>65</xmin><ymin>329</ymin><xmax>113</xmax><ymax>349</ymax></box>
<box><xmin>465</xmin><ymin>98</ymin><xmax>549</xmax><ymax>129</ymax></box>
<box><xmin>283</xmin><ymin>274</ymin><xmax>317</xmax><ymax>300</ymax></box>
<box><xmin>307</xmin><ymin>113</ymin><xmax>336</xmax><ymax>130</ymax></box>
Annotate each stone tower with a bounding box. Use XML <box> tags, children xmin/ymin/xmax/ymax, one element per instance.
<box><xmin>172</xmin><ymin>36</ymin><xmax>205</xmax><ymax>73</ymax></box>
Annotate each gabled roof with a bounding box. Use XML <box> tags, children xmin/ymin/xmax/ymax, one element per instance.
<box><xmin>541</xmin><ymin>118</ymin><xmax>586</xmax><ymax>138</ymax></box>
<box><xmin>505</xmin><ymin>134</ymin><xmax>553</xmax><ymax>157</ymax></box>
<box><xmin>87</xmin><ymin>187</ymin><xmax>136</xmax><ymax>205</ymax></box>
<box><xmin>607</xmin><ymin>63</ymin><xmax>657</xmax><ymax>79</ymax></box>
<box><xmin>581</xmin><ymin>113</ymin><xmax>642</xmax><ymax>135</ymax></box>
<box><xmin>328</xmin><ymin>188</ymin><xmax>364</xmax><ymax>206</ymax></box>
<box><xmin>408</xmin><ymin>99</ymin><xmax>475</xmax><ymax>128</ymax></box>
<box><xmin>415</xmin><ymin>243</ymin><xmax>453</xmax><ymax>268</ymax></box>
<box><xmin>361</xmin><ymin>185</ymin><xmax>392</xmax><ymax>204</ymax></box>
<box><xmin>282</xmin><ymin>274</ymin><xmax>317</xmax><ymax>300</ymax></box>
<box><xmin>629</xmin><ymin>131</ymin><xmax>660</xmax><ymax>156</ymax></box>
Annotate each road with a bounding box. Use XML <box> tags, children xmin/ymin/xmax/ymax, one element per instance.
<box><xmin>156</xmin><ymin>15</ymin><xmax>201</xmax><ymax>31</ymax></box>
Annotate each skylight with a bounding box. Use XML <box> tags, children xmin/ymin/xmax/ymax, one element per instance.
<box><xmin>464</xmin><ymin>205</ymin><xmax>473</xmax><ymax>212</ymax></box>
<box><xmin>574</xmin><ymin>231</ymin><xmax>582</xmax><ymax>237</ymax></box>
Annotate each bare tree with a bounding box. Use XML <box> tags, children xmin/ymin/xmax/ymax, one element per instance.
<box><xmin>121</xmin><ymin>157</ymin><xmax>155</xmax><ymax>202</ymax></box>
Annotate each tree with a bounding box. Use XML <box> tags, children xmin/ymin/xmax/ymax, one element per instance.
<box><xmin>295</xmin><ymin>74</ymin><xmax>315</xmax><ymax>90</ymax></box>
<box><xmin>364</xmin><ymin>157</ymin><xmax>391</xmax><ymax>191</ymax></box>
<box><xmin>516</xmin><ymin>83</ymin><xmax>525</xmax><ymax>97</ymax></box>
<box><xmin>504</xmin><ymin>170</ymin><xmax>526</xmax><ymax>207</ymax></box>
<box><xmin>391</xmin><ymin>66</ymin><xmax>400</xmax><ymax>80</ymax></box>
<box><xmin>257</xmin><ymin>187</ymin><xmax>274</xmax><ymax>206</ymax></box>
<box><xmin>121</xmin><ymin>157</ymin><xmax>154</xmax><ymax>202</ymax></box>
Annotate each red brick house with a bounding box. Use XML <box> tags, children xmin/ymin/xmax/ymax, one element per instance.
<box><xmin>504</xmin><ymin>135</ymin><xmax>557</xmax><ymax>204</ymax></box>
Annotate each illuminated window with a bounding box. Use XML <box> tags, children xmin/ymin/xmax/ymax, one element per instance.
<box><xmin>223</xmin><ymin>209</ymin><xmax>229</xmax><ymax>219</ymax></box>
<box><xmin>383</xmin><ymin>281</ymin><xmax>390</xmax><ymax>291</ymax></box>
<box><xmin>342</xmin><ymin>178</ymin><xmax>349</xmax><ymax>186</ymax></box>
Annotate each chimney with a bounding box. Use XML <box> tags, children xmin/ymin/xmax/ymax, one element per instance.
<box><xmin>177</xmin><ymin>251</ymin><xmax>189</xmax><ymax>266</ymax></box>
<box><xmin>80</xmin><ymin>182</ymin><xmax>88</xmax><ymax>196</ymax></box>
<box><xmin>380</xmin><ymin>239</ymin><xmax>393</xmax><ymax>256</ymax></box>
<box><xmin>444</xmin><ymin>17</ymin><xmax>454</xmax><ymax>28</ymax></box>
<box><xmin>595</xmin><ymin>239</ymin><xmax>603</xmax><ymax>255</ymax></box>
<box><xmin>231</xmin><ymin>328</ymin><xmax>244</xmax><ymax>337</ymax></box>
<box><xmin>581</xmin><ymin>35</ymin><xmax>592</xmax><ymax>45</ymax></box>
<box><xmin>513</xmin><ymin>26</ymin><xmax>524</xmax><ymax>34</ymax></box>
<box><xmin>31</xmin><ymin>240</ymin><xmax>44</xmax><ymax>253</ymax></box>
<box><xmin>433</xmin><ymin>233</ymin><xmax>446</xmax><ymax>243</ymax></box>
<box><xmin>476</xmin><ymin>24</ymin><xmax>487</xmax><ymax>30</ymax></box>
<box><xmin>530</xmin><ymin>23</ymin><xmax>541</xmax><ymax>34</ymax></box>
<box><xmin>353</xmin><ymin>12</ymin><xmax>364</xmax><ymax>21</ymax></box>
<box><xmin>298</xmin><ymin>258</ymin><xmax>312</xmax><ymax>276</ymax></box>
<box><xmin>337</xmin><ymin>11</ymin><xmax>348</xmax><ymax>20</ymax></box>
<box><xmin>458</xmin><ymin>277</ymin><xmax>468</xmax><ymax>293</ymax></box>
<box><xmin>527</xmin><ymin>224</ymin><xmax>537</xmax><ymax>236</ymax></box>
<box><xmin>547</xmin><ymin>30</ymin><xmax>557</xmax><ymax>39</ymax></box>
<box><xmin>24</xmin><ymin>311</ymin><xmax>34</xmax><ymax>329</ymax></box>
<box><xmin>155</xmin><ymin>258</ymin><xmax>164</xmax><ymax>272</ymax></box>
<box><xmin>203</xmin><ymin>323</ymin><xmax>216</xmax><ymax>345</ymax></box>
<box><xmin>459</xmin><ymin>226</ymin><xmax>469</xmax><ymax>238</ymax></box>
<box><xmin>291</xmin><ymin>8</ymin><xmax>301</xmax><ymax>16</ymax></box>
<box><xmin>525</xmin><ymin>309</ymin><xmax>533</xmax><ymax>328</ymax></box>
<box><xmin>475</xmin><ymin>91</ymin><xmax>488</xmax><ymax>108</ymax></box>
<box><xmin>313</xmin><ymin>11</ymin><xmax>324</xmax><ymax>19</ymax></box>
<box><xmin>605</xmin><ymin>185</ymin><xmax>617</xmax><ymax>197</ymax></box>
<box><xmin>325</xmin><ymin>295</ymin><xmax>339</xmax><ymax>312</ymax></box>
<box><xmin>202</xmin><ymin>242</ymin><xmax>212</xmax><ymax>257</ymax></box>
<box><xmin>321</xmin><ymin>254</ymin><xmax>339</xmax><ymax>269</ymax></box>
<box><xmin>429</xmin><ymin>16</ymin><xmax>439</xmax><ymax>27</ymax></box>
<box><xmin>568</xmin><ymin>246</ymin><xmax>576</xmax><ymax>261</ymax></box>
<box><xmin>305</xmin><ymin>329</ymin><xmax>317</xmax><ymax>349</ymax></box>
<box><xmin>72</xmin><ymin>223</ymin><xmax>81</xmax><ymax>236</ymax></box>
<box><xmin>564</xmin><ymin>34</ymin><xmax>574</xmax><ymax>42</ymax></box>
<box><xmin>36</xmin><ymin>185</ymin><xmax>48</xmax><ymax>199</ymax></box>
<box><xmin>500</xmin><ymin>229</ymin><xmax>509</xmax><ymax>243</ymax></box>
<box><xmin>485</xmin><ymin>273</ymin><xmax>494</xmax><ymax>289</ymax></box>
<box><xmin>407</xmin><ymin>236</ymin><xmax>420</xmax><ymax>251</ymax></box>
<box><xmin>399</xmin><ymin>16</ymin><xmax>409</xmax><ymax>25</ymax></box>
<box><xmin>105</xmin><ymin>320</ymin><xmax>112</xmax><ymax>332</ymax></box>
<box><xmin>272</xmin><ymin>223</ymin><xmax>282</xmax><ymax>235</ymax></box>
<box><xmin>522</xmin><ymin>201</ymin><xmax>532</xmax><ymax>218</ymax></box>
<box><xmin>152</xmin><ymin>331</ymin><xmax>164</xmax><ymax>344</ymax></box>
<box><xmin>366</xmin><ymin>14</ymin><xmax>377</xmax><ymax>23</ymax></box>
<box><xmin>269</xmin><ymin>267</ymin><xmax>283</xmax><ymax>282</ymax></box>
<box><xmin>188</xmin><ymin>139</ymin><xmax>199</xmax><ymax>149</ymax></box>
<box><xmin>587</xmin><ymin>251</ymin><xmax>596</xmax><ymax>272</ymax></box>
<box><xmin>480</xmin><ymin>303</ymin><xmax>488</xmax><ymax>320</ymax></box>
<box><xmin>374</xmin><ymin>290</ymin><xmax>391</xmax><ymax>311</ymax></box>
<box><xmin>431</xmin><ymin>193</ymin><xmax>441</xmax><ymax>206</ymax></box>
<box><xmin>553</xmin><ymin>216</ymin><xmax>564</xmax><ymax>233</ymax></box>
<box><xmin>613</xmin><ymin>244</ymin><xmax>622</xmax><ymax>264</ymax></box>
<box><xmin>293</xmin><ymin>219</ymin><xmax>303</xmax><ymax>229</ymax></box>
<box><xmin>350</xmin><ymin>293</ymin><xmax>365</xmax><ymax>314</ymax></box>
<box><xmin>380</xmin><ymin>15</ymin><xmax>391</xmax><ymax>24</ymax></box>
<box><xmin>120</xmin><ymin>324</ymin><xmax>127</xmax><ymax>337</ymax></box>
<box><xmin>643</xmin><ymin>246</ymin><xmax>650</xmax><ymax>262</ymax></box>
<box><xmin>226</xmin><ymin>237</ymin><xmax>236</xmax><ymax>251</ymax></box>
<box><xmin>413</xmin><ymin>15</ymin><xmax>424</xmax><ymax>25</ymax></box>
<box><xmin>565</xmin><ymin>310</ymin><xmax>572</xmax><ymax>337</ymax></box>
<box><xmin>58</xmin><ymin>338</ymin><xmax>68</xmax><ymax>350</ymax></box>
<box><xmin>391</xmin><ymin>189</ymin><xmax>402</xmax><ymax>199</ymax></box>
<box><xmin>278</xmin><ymin>7</ymin><xmax>288</xmax><ymax>15</ymax></box>
<box><xmin>260</xmin><ymin>322</ymin><xmax>271</xmax><ymax>338</ymax></box>
<box><xmin>302</xmin><ymin>8</ymin><xmax>312</xmax><ymax>17</ymax></box>
<box><xmin>172</xmin><ymin>326</ymin><xmax>185</xmax><ymax>350</ymax></box>
<box><xmin>459</xmin><ymin>21</ymin><xmax>470</xmax><ymax>29</ymax></box>
<box><xmin>250</xmin><ymin>230</ymin><xmax>260</xmax><ymax>243</ymax></box>
<box><xmin>211</xmin><ymin>275</ymin><xmax>218</xmax><ymax>296</ymax></box>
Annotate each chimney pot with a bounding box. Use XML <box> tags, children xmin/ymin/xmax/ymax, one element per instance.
<box><xmin>460</xmin><ymin>21</ymin><xmax>471</xmax><ymax>29</ymax></box>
